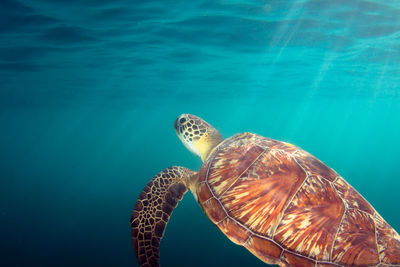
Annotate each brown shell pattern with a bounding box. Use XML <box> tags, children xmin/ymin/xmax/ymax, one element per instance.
<box><xmin>197</xmin><ymin>133</ymin><xmax>400</xmax><ymax>267</ymax></box>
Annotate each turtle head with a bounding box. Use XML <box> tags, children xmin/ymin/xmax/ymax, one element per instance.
<box><xmin>174</xmin><ymin>114</ymin><xmax>223</xmax><ymax>162</ymax></box>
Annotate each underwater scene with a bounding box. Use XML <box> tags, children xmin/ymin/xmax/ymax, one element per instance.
<box><xmin>1</xmin><ymin>0</ymin><xmax>400</xmax><ymax>266</ymax></box>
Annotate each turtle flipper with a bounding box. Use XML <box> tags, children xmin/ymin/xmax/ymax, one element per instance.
<box><xmin>130</xmin><ymin>166</ymin><xmax>195</xmax><ymax>267</ymax></box>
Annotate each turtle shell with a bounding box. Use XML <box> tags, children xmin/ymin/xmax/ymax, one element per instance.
<box><xmin>196</xmin><ymin>132</ymin><xmax>400</xmax><ymax>266</ymax></box>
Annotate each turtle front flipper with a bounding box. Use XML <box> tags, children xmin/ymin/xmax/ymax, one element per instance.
<box><xmin>130</xmin><ymin>166</ymin><xmax>196</xmax><ymax>267</ymax></box>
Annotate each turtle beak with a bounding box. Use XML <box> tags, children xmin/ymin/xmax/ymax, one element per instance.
<box><xmin>174</xmin><ymin>117</ymin><xmax>179</xmax><ymax>131</ymax></box>
<box><xmin>174</xmin><ymin>114</ymin><xmax>188</xmax><ymax>134</ymax></box>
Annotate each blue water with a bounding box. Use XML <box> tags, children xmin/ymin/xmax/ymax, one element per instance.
<box><xmin>1</xmin><ymin>0</ymin><xmax>400</xmax><ymax>266</ymax></box>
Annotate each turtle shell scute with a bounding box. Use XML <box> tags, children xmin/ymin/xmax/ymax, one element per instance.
<box><xmin>196</xmin><ymin>133</ymin><xmax>400</xmax><ymax>266</ymax></box>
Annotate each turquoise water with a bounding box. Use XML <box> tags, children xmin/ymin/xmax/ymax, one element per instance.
<box><xmin>1</xmin><ymin>0</ymin><xmax>400</xmax><ymax>266</ymax></box>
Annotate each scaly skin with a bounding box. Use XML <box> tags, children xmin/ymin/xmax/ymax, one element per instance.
<box><xmin>130</xmin><ymin>167</ymin><xmax>195</xmax><ymax>267</ymax></box>
<box><xmin>131</xmin><ymin>115</ymin><xmax>400</xmax><ymax>267</ymax></box>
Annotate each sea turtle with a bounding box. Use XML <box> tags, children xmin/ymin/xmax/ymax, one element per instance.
<box><xmin>130</xmin><ymin>114</ymin><xmax>400</xmax><ymax>267</ymax></box>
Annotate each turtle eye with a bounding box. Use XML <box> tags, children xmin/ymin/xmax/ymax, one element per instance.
<box><xmin>179</xmin><ymin>118</ymin><xmax>186</xmax><ymax>124</ymax></box>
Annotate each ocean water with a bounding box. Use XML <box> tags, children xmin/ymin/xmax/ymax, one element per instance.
<box><xmin>1</xmin><ymin>0</ymin><xmax>400</xmax><ymax>266</ymax></box>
